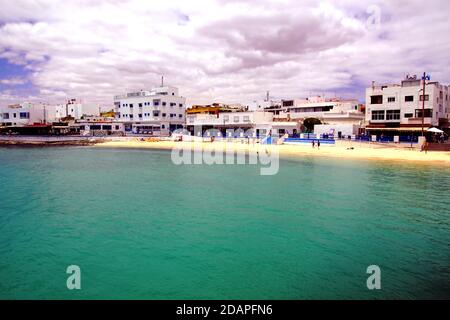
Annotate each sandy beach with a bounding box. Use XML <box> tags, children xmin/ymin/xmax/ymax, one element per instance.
<box><xmin>94</xmin><ymin>139</ymin><xmax>450</xmax><ymax>165</ymax></box>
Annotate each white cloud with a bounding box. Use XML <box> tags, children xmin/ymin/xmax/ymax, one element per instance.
<box><xmin>0</xmin><ymin>77</ymin><xmax>27</xmax><ymax>85</ymax></box>
<box><xmin>0</xmin><ymin>0</ymin><xmax>449</xmax><ymax>106</ymax></box>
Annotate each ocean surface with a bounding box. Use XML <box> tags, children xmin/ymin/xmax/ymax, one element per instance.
<box><xmin>0</xmin><ymin>146</ymin><xmax>449</xmax><ymax>299</ymax></box>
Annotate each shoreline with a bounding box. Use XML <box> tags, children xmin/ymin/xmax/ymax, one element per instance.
<box><xmin>1</xmin><ymin>136</ymin><xmax>449</xmax><ymax>165</ymax></box>
<box><xmin>93</xmin><ymin>139</ymin><xmax>450</xmax><ymax>165</ymax></box>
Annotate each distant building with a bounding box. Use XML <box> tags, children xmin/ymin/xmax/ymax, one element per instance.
<box><xmin>114</xmin><ymin>86</ymin><xmax>186</xmax><ymax>135</ymax></box>
<box><xmin>186</xmin><ymin>103</ymin><xmax>246</xmax><ymax>115</ymax></box>
<box><xmin>365</xmin><ymin>75</ymin><xmax>449</xmax><ymax>136</ymax></box>
<box><xmin>55</xmin><ymin>98</ymin><xmax>101</xmax><ymax>120</ymax></box>
<box><xmin>0</xmin><ymin>102</ymin><xmax>56</xmax><ymax>127</ymax></box>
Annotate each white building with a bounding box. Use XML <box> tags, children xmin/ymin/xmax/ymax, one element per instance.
<box><xmin>55</xmin><ymin>98</ymin><xmax>101</xmax><ymax>120</ymax></box>
<box><xmin>73</xmin><ymin>116</ymin><xmax>125</xmax><ymax>136</ymax></box>
<box><xmin>0</xmin><ymin>102</ymin><xmax>56</xmax><ymax>126</ymax></box>
<box><xmin>274</xmin><ymin>96</ymin><xmax>363</xmax><ymax>123</ymax></box>
<box><xmin>264</xmin><ymin>96</ymin><xmax>364</xmax><ymax>137</ymax></box>
<box><xmin>114</xmin><ymin>86</ymin><xmax>186</xmax><ymax>135</ymax></box>
<box><xmin>365</xmin><ymin>76</ymin><xmax>449</xmax><ymax>135</ymax></box>
<box><xmin>186</xmin><ymin>110</ymin><xmax>300</xmax><ymax>137</ymax></box>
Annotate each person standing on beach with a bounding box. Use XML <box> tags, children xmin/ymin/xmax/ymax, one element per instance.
<box><xmin>312</xmin><ymin>140</ymin><xmax>315</xmax><ymax>148</ymax></box>
<box><xmin>317</xmin><ymin>140</ymin><xmax>320</xmax><ymax>149</ymax></box>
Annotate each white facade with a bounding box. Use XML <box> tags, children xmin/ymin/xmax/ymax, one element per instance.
<box><xmin>314</xmin><ymin>124</ymin><xmax>360</xmax><ymax>138</ymax></box>
<box><xmin>365</xmin><ymin>77</ymin><xmax>449</xmax><ymax>129</ymax></box>
<box><xmin>55</xmin><ymin>99</ymin><xmax>101</xmax><ymax>120</ymax></box>
<box><xmin>0</xmin><ymin>102</ymin><xmax>56</xmax><ymax>126</ymax></box>
<box><xmin>186</xmin><ymin>110</ymin><xmax>300</xmax><ymax>136</ymax></box>
<box><xmin>270</xmin><ymin>96</ymin><xmax>364</xmax><ymax>126</ymax></box>
<box><xmin>114</xmin><ymin>86</ymin><xmax>186</xmax><ymax>135</ymax></box>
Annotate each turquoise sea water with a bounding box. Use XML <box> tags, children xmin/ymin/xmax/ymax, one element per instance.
<box><xmin>0</xmin><ymin>147</ymin><xmax>449</xmax><ymax>299</ymax></box>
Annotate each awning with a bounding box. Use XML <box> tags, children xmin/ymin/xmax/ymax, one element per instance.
<box><xmin>427</xmin><ymin>127</ymin><xmax>444</xmax><ymax>133</ymax></box>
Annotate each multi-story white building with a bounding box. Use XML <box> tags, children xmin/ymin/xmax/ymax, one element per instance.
<box><xmin>0</xmin><ymin>102</ymin><xmax>56</xmax><ymax>126</ymax></box>
<box><xmin>55</xmin><ymin>98</ymin><xmax>101</xmax><ymax>120</ymax></box>
<box><xmin>114</xmin><ymin>86</ymin><xmax>186</xmax><ymax>135</ymax></box>
<box><xmin>365</xmin><ymin>76</ymin><xmax>449</xmax><ymax>136</ymax></box>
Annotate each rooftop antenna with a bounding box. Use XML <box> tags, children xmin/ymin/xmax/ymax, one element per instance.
<box><xmin>161</xmin><ymin>75</ymin><xmax>164</xmax><ymax>87</ymax></box>
<box><xmin>266</xmin><ymin>91</ymin><xmax>270</xmax><ymax>102</ymax></box>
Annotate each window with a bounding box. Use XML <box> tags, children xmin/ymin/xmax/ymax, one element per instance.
<box><xmin>13</xmin><ymin>113</ymin><xmax>17</xmax><ymax>118</ymax></box>
<box><xmin>115</xmin><ymin>125</ymin><xmax>120</xmax><ymax>130</ymax></box>
<box><xmin>3</xmin><ymin>113</ymin><xmax>9</xmax><ymax>119</ymax></box>
<box><xmin>243</xmin><ymin>116</ymin><xmax>250</xmax><ymax>122</ymax></box>
<box><xmin>419</xmin><ymin>95</ymin><xmax>429</xmax><ymax>101</ymax></box>
<box><xmin>282</xmin><ymin>100</ymin><xmax>294</xmax><ymax>107</ymax></box>
<box><xmin>102</xmin><ymin>125</ymin><xmax>112</xmax><ymax>130</ymax></box>
<box><xmin>129</xmin><ymin>114</ymin><xmax>133</xmax><ymax>119</ymax></box>
<box><xmin>162</xmin><ymin>102</ymin><xmax>166</xmax><ymax>106</ymax></box>
<box><xmin>233</xmin><ymin>116</ymin><xmax>239</xmax><ymax>122</ymax></box>
<box><xmin>370</xmin><ymin>95</ymin><xmax>383</xmax><ymax>104</ymax></box>
<box><xmin>19</xmin><ymin>112</ymin><xmax>30</xmax><ymax>119</ymax></box>
<box><xmin>129</xmin><ymin>104</ymin><xmax>133</xmax><ymax>108</ymax></box>
<box><xmin>223</xmin><ymin>115</ymin><xmax>229</xmax><ymax>121</ymax></box>
<box><xmin>415</xmin><ymin>109</ymin><xmax>432</xmax><ymax>118</ymax></box>
<box><xmin>386</xmin><ymin>110</ymin><xmax>400</xmax><ymax>120</ymax></box>
<box><xmin>371</xmin><ymin>110</ymin><xmax>385</xmax><ymax>120</ymax></box>
<box><xmin>170</xmin><ymin>102</ymin><xmax>176</xmax><ymax>107</ymax></box>
<box><xmin>154</xmin><ymin>100</ymin><xmax>160</xmax><ymax>106</ymax></box>
<box><xmin>404</xmin><ymin>113</ymin><xmax>413</xmax><ymax>118</ymax></box>
<box><xmin>405</xmin><ymin>96</ymin><xmax>414</xmax><ymax>102</ymax></box>
<box><xmin>387</xmin><ymin>97</ymin><xmax>395</xmax><ymax>103</ymax></box>
<box><xmin>162</xmin><ymin>113</ymin><xmax>166</xmax><ymax>117</ymax></box>
<box><xmin>161</xmin><ymin>124</ymin><xmax>165</xmax><ymax>129</ymax></box>
<box><xmin>178</xmin><ymin>114</ymin><xmax>183</xmax><ymax>118</ymax></box>
<box><xmin>138</xmin><ymin>114</ymin><xmax>142</xmax><ymax>118</ymax></box>
<box><xmin>179</xmin><ymin>103</ymin><xmax>183</xmax><ymax>107</ymax></box>
<box><xmin>139</xmin><ymin>103</ymin><xmax>142</xmax><ymax>107</ymax></box>
<box><xmin>153</xmin><ymin>111</ymin><xmax>160</xmax><ymax>117</ymax></box>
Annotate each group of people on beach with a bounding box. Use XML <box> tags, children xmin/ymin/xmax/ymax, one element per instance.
<box><xmin>312</xmin><ymin>140</ymin><xmax>321</xmax><ymax>149</ymax></box>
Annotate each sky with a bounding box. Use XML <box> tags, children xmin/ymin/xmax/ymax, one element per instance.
<box><xmin>0</xmin><ymin>0</ymin><xmax>449</xmax><ymax>108</ymax></box>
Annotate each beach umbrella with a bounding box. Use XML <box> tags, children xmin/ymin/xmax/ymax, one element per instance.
<box><xmin>427</xmin><ymin>127</ymin><xmax>443</xmax><ymax>133</ymax></box>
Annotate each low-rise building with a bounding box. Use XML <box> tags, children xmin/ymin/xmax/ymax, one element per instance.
<box><xmin>264</xmin><ymin>96</ymin><xmax>364</xmax><ymax>137</ymax></box>
<box><xmin>0</xmin><ymin>102</ymin><xmax>56</xmax><ymax>127</ymax></box>
<box><xmin>186</xmin><ymin>108</ymin><xmax>300</xmax><ymax>137</ymax></box>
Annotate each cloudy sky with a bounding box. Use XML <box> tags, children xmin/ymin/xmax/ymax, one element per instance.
<box><xmin>0</xmin><ymin>0</ymin><xmax>449</xmax><ymax>107</ymax></box>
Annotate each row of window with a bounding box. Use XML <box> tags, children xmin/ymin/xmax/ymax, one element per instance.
<box><xmin>1</xmin><ymin>112</ymin><xmax>30</xmax><ymax>119</ymax></box>
<box><xmin>371</xmin><ymin>109</ymin><xmax>433</xmax><ymax>120</ymax></box>
<box><xmin>370</xmin><ymin>95</ymin><xmax>430</xmax><ymax>104</ymax></box>
<box><xmin>220</xmin><ymin>115</ymin><xmax>251</xmax><ymax>122</ymax></box>
<box><xmin>118</xmin><ymin>113</ymin><xmax>183</xmax><ymax>119</ymax></box>
<box><xmin>120</xmin><ymin>102</ymin><xmax>183</xmax><ymax>108</ymax></box>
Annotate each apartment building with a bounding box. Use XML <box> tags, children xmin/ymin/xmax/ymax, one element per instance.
<box><xmin>114</xmin><ymin>86</ymin><xmax>186</xmax><ymax>135</ymax></box>
<box><xmin>365</xmin><ymin>75</ymin><xmax>449</xmax><ymax>136</ymax></box>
